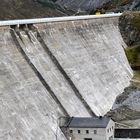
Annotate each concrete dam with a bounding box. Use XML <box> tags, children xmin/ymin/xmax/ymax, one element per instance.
<box><xmin>0</xmin><ymin>14</ymin><xmax>133</xmax><ymax>139</ymax></box>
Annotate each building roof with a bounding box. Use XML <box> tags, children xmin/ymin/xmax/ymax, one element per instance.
<box><xmin>68</xmin><ymin>117</ymin><xmax>111</xmax><ymax>128</ymax></box>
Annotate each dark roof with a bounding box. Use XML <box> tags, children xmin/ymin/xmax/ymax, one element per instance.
<box><xmin>67</xmin><ymin>117</ymin><xmax>111</xmax><ymax>128</ymax></box>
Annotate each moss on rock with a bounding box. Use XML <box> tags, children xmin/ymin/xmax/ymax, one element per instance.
<box><xmin>125</xmin><ymin>45</ymin><xmax>140</xmax><ymax>68</ymax></box>
<box><xmin>119</xmin><ymin>12</ymin><xmax>140</xmax><ymax>79</ymax></box>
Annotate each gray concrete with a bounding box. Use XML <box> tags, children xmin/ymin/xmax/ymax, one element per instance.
<box><xmin>0</xmin><ymin>29</ymin><xmax>66</xmax><ymax>140</ymax></box>
<box><xmin>17</xmin><ymin>30</ymin><xmax>91</xmax><ymax>117</ymax></box>
<box><xmin>0</xmin><ymin>15</ymin><xmax>133</xmax><ymax>139</ymax></box>
<box><xmin>38</xmin><ymin>16</ymin><xmax>133</xmax><ymax>116</ymax></box>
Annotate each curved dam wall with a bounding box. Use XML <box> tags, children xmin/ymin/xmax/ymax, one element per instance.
<box><xmin>0</xmin><ymin>15</ymin><xmax>132</xmax><ymax>139</ymax></box>
<box><xmin>35</xmin><ymin>16</ymin><xmax>133</xmax><ymax>116</ymax></box>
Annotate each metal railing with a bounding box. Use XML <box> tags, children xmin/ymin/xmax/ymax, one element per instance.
<box><xmin>0</xmin><ymin>13</ymin><xmax>122</xmax><ymax>26</ymax></box>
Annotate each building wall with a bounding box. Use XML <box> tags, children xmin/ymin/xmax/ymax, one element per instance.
<box><xmin>68</xmin><ymin>128</ymin><xmax>106</xmax><ymax>140</ymax></box>
<box><xmin>67</xmin><ymin>120</ymin><xmax>115</xmax><ymax>140</ymax></box>
<box><xmin>106</xmin><ymin>120</ymin><xmax>115</xmax><ymax>140</ymax></box>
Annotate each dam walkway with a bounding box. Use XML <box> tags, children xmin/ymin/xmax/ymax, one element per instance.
<box><xmin>0</xmin><ymin>13</ymin><xmax>122</xmax><ymax>26</ymax></box>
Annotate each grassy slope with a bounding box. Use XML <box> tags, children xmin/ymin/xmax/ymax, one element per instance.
<box><xmin>125</xmin><ymin>45</ymin><xmax>140</xmax><ymax>80</ymax></box>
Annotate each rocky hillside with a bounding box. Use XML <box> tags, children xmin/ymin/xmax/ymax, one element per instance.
<box><xmin>56</xmin><ymin>0</ymin><xmax>110</xmax><ymax>14</ymax></box>
<box><xmin>120</xmin><ymin>12</ymin><xmax>140</xmax><ymax>77</ymax></box>
<box><xmin>107</xmin><ymin>12</ymin><xmax>140</xmax><ymax>128</ymax></box>
<box><xmin>1</xmin><ymin>0</ymin><xmax>139</xmax><ymax>20</ymax></box>
<box><xmin>0</xmin><ymin>0</ymin><xmax>111</xmax><ymax>20</ymax></box>
<box><xmin>90</xmin><ymin>0</ymin><xmax>140</xmax><ymax>14</ymax></box>
<box><xmin>107</xmin><ymin>85</ymin><xmax>140</xmax><ymax>128</ymax></box>
<box><xmin>32</xmin><ymin>0</ymin><xmax>111</xmax><ymax>14</ymax></box>
<box><xmin>0</xmin><ymin>0</ymin><xmax>65</xmax><ymax>20</ymax></box>
<box><xmin>119</xmin><ymin>12</ymin><xmax>140</xmax><ymax>46</ymax></box>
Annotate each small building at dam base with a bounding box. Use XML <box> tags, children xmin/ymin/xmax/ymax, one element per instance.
<box><xmin>61</xmin><ymin>117</ymin><xmax>115</xmax><ymax>140</ymax></box>
<box><xmin>60</xmin><ymin>117</ymin><xmax>140</xmax><ymax>140</ymax></box>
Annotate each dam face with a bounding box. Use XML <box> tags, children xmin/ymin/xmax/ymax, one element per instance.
<box><xmin>0</xmin><ymin>16</ymin><xmax>132</xmax><ymax>139</ymax></box>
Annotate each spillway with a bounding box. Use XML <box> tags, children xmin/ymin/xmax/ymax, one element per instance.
<box><xmin>0</xmin><ymin>15</ymin><xmax>133</xmax><ymax>139</ymax></box>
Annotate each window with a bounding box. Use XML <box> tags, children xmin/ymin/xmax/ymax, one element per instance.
<box><xmin>78</xmin><ymin>130</ymin><xmax>80</xmax><ymax>134</ymax></box>
<box><xmin>84</xmin><ymin>138</ymin><xmax>92</xmax><ymax>140</ymax></box>
<box><xmin>108</xmin><ymin>129</ymin><xmax>109</xmax><ymax>133</ymax></box>
<box><xmin>110</xmin><ymin>128</ymin><xmax>111</xmax><ymax>131</ymax></box>
<box><xmin>86</xmin><ymin>130</ymin><xmax>89</xmax><ymax>134</ymax></box>
<box><xmin>112</xmin><ymin>126</ymin><xmax>114</xmax><ymax>130</ymax></box>
<box><xmin>70</xmin><ymin>130</ymin><xmax>73</xmax><ymax>133</ymax></box>
<box><xmin>94</xmin><ymin>130</ymin><xmax>97</xmax><ymax>134</ymax></box>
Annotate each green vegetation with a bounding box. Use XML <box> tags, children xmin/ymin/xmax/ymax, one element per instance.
<box><xmin>125</xmin><ymin>45</ymin><xmax>140</xmax><ymax>68</ymax></box>
<box><xmin>123</xmin><ymin>12</ymin><xmax>140</xmax><ymax>31</ymax></box>
<box><xmin>133</xmin><ymin>71</ymin><xmax>140</xmax><ymax>80</ymax></box>
<box><xmin>122</xmin><ymin>12</ymin><xmax>140</xmax><ymax>80</ymax></box>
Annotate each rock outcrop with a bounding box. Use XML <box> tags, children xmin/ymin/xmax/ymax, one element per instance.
<box><xmin>119</xmin><ymin>12</ymin><xmax>140</xmax><ymax>46</ymax></box>
<box><xmin>0</xmin><ymin>0</ymin><xmax>65</xmax><ymax>20</ymax></box>
<box><xmin>56</xmin><ymin>0</ymin><xmax>110</xmax><ymax>13</ymax></box>
<box><xmin>119</xmin><ymin>12</ymin><xmax>140</xmax><ymax>70</ymax></box>
<box><xmin>91</xmin><ymin>0</ymin><xmax>140</xmax><ymax>14</ymax></box>
<box><xmin>36</xmin><ymin>0</ymin><xmax>110</xmax><ymax>14</ymax></box>
<box><xmin>107</xmin><ymin>12</ymin><xmax>140</xmax><ymax>128</ymax></box>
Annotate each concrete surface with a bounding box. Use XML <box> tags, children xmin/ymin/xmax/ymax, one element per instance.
<box><xmin>38</xmin><ymin>16</ymin><xmax>132</xmax><ymax>116</ymax></box>
<box><xmin>0</xmin><ymin>15</ymin><xmax>133</xmax><ymax>139</ymax></box>
<box><xmin>0</xmin><ymin>29</ymin><xmax>66</xmax><ymax>140</ymax></box>
<box><xmin>17</xmin><ymin>30</ymin><xmax>91</xmax><ymax>117</ymax></box>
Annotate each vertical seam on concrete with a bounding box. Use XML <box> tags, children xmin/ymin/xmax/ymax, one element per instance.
<box><xmin>36</xmin><ymin>29</ymin><xmax>96</xmax><ymax>117</ymax></box>
<box><xmin>10</xmin><ymin>29</ymin><xmax>69</xmax><ymax>117</ymax></box>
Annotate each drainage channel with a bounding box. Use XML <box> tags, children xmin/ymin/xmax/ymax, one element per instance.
<box><xmin>10</xmin><ymin>29</ymin><xmax>69</xmax><ymax>118</ymax></box>
<box><xmin>35</xmin><ymin>28</ymin><xmax>96</xmax><ymax>117</ymax></box>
